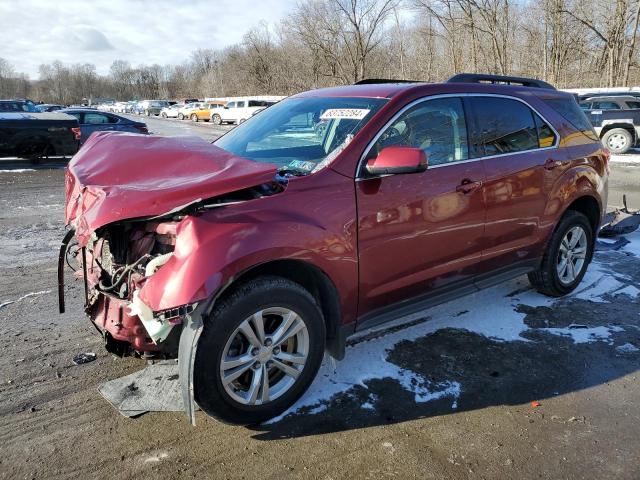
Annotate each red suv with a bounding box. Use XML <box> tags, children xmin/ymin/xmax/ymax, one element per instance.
<box><xmin>60</xmin><ymin>74</ymin><xmax>608</xmax><ymax>424</ymax></box>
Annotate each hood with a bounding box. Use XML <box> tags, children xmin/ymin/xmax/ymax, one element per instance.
<box><xmin>65</xmin><ymin>132</ymin><xmax>277</xmax><ymax>245</ymax></box>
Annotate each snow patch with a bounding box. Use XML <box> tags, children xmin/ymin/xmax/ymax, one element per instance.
<box><xmin>0</xmin><ymin>290</ymin><xmax>51</xmax><ymax>310</ymax></box>
<box><xmin>267</xmin><ymin>232</ymin><xmax>640</xmax><ymax>422</ymax></box>
<box><xmin>616</xmin><ymin>343</ymin><xmax>640</xmax><ymax>353</ymax></box>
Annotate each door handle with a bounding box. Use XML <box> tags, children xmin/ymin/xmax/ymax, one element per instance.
<box><xmin>456</xmin><ymin>179</ymin><xmax>483</xmax><ymax>194</ymax></box>
<box><xmin>544</xmin><ymin>158</ymin><xmax>564</xmax><ymax>170</ymax></box>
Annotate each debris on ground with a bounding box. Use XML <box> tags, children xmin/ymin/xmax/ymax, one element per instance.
<box><xmin>568</xmin><ymin>324</ymin><xmax>588</xmax><ymax>329</ymax></box>
<box><xmin>531</xmin><ymin>401</ymin><xmax>541</xmax><ymax>408</ymax></box>
<box><xmin>72</xmin><ymin>352</ymin><xmax>97</xmax><ymax>365</ymax></box>
<box><xmin>599</xmin><ymin>195</ymin><xmax>640</xmax><ymax>237</ymax></box>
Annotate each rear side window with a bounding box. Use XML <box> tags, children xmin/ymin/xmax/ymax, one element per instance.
<box><xmin>84</xmin><ymin>113</ymin><xmax>117</xmax><ymax>124</ymax></box>
<box><xmin>591</xmin><ymin>101</ymin><xmax>621</xmax><ymax>110</ymax></box>
<box><xmin>627</xmin><ymin>101</ymin><xmax>640</xmax><ymax>109</ymax></box>
<box><xmin>541</xmin><ymin>97</ymin><xmax>594</xmax><ymax>134</ymax></box>
<box><xmin>467</xmin><ymin>97</ymin><xmax>539</xmax><ymax>156</ymax></box>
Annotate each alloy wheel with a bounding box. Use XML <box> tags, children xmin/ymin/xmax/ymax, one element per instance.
<box><xmin>219</xmin><ymin>307</ymin><xmax>309</xmax><ymax>406</ymax></box>
<box><xmin>557</xmin><ymin>225</ymin><xmax>587</xmax><ymax>284</ymax></box>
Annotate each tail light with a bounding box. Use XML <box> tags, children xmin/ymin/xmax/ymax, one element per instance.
<box><xmin>135</xmin><ymin>125</ymin><xmax>149</xmax><ymax>134</ymax></box>
<box><xmin>71</xmin><ymin>127</ymin><xmax>81</xmax><ymax>140</ymax></box>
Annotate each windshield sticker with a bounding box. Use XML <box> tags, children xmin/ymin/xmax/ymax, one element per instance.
<box><xmin>288</xmin><ymin>160</ymin><xmax>317</xmax><ymax>172</ymax></box>
<box><xmin>320</xmin><ymin>108</ymin><xmax>371</xmax><ymax>120</ymax></box>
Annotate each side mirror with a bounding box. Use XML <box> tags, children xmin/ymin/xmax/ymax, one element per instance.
<box><xmin>365</xmin><ymin>146</ymin><xmax>428</xmax><ymax>176</ymax></box>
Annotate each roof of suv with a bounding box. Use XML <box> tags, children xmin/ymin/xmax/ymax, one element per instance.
<box><xmin>581</xmin><ymin>95</ymin><xmax>640</xmax><ymax>102</ymax></box>
<box><xmin>292</xmin><ymin>81</ymin><xmax>571</xmax><ymax>101</ymax></box>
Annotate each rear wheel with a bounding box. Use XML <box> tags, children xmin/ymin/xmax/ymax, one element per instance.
<box><xmin>211</xmin><ymin>114</ymin><xmax>222</xmax><ymax>125</ymax></box>
<box><xmin>161</xmin><ymin>112</ymin><xmax>167</xmax><ymax>118</ymax></box>
<box><xmin>178</xmin><ymin>113</ymin><xmax>184</xmax><ymax>120</ymax></box>
<box><xmin>528</xmin><ymin>210</ymin><xmax>594</xmax><ymax>296</ymax></box>
<box><xmin>194</xmin><ymin>277</ymin><xmax>325</xmax><ymax>425</ymax></box>
<box><xmin>602</xmin><ymin>128</ymin><xmax>633</xmax><ymax>154</ymax></box>
<box><xmin>191</xmin><ymin>113</ymin><xmax>198</xmax><ymax>122</ymax></box>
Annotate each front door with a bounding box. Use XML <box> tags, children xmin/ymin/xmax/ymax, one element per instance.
<box><xmin>356</xmin><ymin>96</ymin><xmax>487</xmax><ymax>319</ymax></box>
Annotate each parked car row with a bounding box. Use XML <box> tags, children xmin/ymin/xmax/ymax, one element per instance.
<box><xmin>97</xmin><ymin>97</ymin><xmax>278</xmax><ymax>124</ymax></box>
<box><xmin>0</xmin><ymin>98</ymin><xmax>150</xmax><ymax>160</ymax></box>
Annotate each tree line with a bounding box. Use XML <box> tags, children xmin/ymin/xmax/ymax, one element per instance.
<box><xmin>1</xmin><ymin>0</ymin><xmax>639</xmax><ymax>105</ymax></box>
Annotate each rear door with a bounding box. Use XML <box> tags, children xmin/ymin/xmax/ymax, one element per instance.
<box><xmin>465</xmin><ymin>95</ymin><xmax>561</xmax><ymax>270</ymax></box>
<box><xmin>356</xmin><ymin>96</ymin><xmax>487</xmax><ymax>318</ymax></box>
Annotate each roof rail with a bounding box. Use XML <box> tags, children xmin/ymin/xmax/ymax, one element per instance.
<box><xmin>447</xmin><ymin>73</ymin><xmax>556</xmax><ymax>90</ymax></box>
<box><xmin>354</xmin><ymin>79</ymin><xmax>423</xmax><ymax>85</ymax></box>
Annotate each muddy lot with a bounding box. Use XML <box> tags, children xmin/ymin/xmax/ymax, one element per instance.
<box><xmin>1</xmin><ymin>122</ymin><xmax>639</xmax><ymax>479</ymax></box>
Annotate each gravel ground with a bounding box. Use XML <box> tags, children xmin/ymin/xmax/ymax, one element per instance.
<box><xmin>0</xmin><ymin>117</ymin><xmax>639</xmax><ymax>479</ymax></box>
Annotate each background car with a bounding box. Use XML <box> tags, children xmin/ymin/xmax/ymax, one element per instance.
<box><xmin>177</xmin><ymin>102</ymin><xmax>204</xmax><ymax>120</ymax></box>
<box><xmin>210</xmin><ymin>99</ymin><xmax>275</xmax><ymax>125</ymax></box>
<box><xmin>190</xmin><ymin>102</ymin><xmax>225</xmax><ymax>122</ymax></box>
<box><xmin>579</xmin><ymin>95</ymin><xmax>640</xmax><ymax>110</ymax></box>
<box><xmin>160</xmin><ymin>104</ymin><xmax>183</xmax><ymax>118</ymax></box>
<box><xmin>579</xmin><ymin>95</ymin><xmax>640</xmax><ymax>154</ymax></box>
<box><xmin>36</xmin><ymin>104</ymin><xmax>65</xmax><ymax>112</ymax></box>
<box><xmin>135</xmin><ymin>100</ymin><xmax>170</xmax><ymax>116</ymax></box>
<box><xmin>60</xmin><ymin>108</ymin><xmax>148</xmax><ymax>144</ymax></box>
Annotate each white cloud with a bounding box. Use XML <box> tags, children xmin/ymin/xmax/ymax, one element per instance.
<box><xmin>0</xmin><ymin>0</ymin><xmax>297</xmax><ymax>78</ymax></box>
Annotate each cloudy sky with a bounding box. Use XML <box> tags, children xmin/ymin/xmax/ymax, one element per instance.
<box><xmin>0</xmin><ymin>0</ymin><xmax>297</xmax><ymax>78</ymax></box>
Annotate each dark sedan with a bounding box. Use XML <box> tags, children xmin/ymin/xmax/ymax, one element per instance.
<box><xmin>61</xmin><ymin>109</ymin><xmax>148</xmax><ymax>145</ymax></box>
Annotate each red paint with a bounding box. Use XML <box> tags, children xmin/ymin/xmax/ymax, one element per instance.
<box><xmin>63</xmin><ymin>81</ymin><xmax>608</xmax><ymax>356</ymax></box>
<box><xmin>365</xmin><ymin>146</ymin><xmax>427</xmax><ymax>175</ymax></box>
<box><xmin>65</xmin><ymin>131</ymin><xmax>277</xmax><ymax>245</ymax></box>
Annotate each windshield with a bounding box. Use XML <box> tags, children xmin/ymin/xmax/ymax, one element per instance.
<box><xmin>215</xmin><ymin>97</ymin><xmax>387</xmax><ymax>176</ymax></box>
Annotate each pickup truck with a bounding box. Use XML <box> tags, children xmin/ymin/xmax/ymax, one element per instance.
<box><xmin>580</xmin><ymin>95</ymin><xmax>640</xmax><ymax>154</ymax></box>
<box><xmin>0</xmin><ymin>100</ymin><xmax>80</xmax><ymax>160</ymax></box>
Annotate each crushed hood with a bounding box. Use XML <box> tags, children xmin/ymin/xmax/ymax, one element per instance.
<box><xmin>65</xmin><ymin>132</ymin><xmax>277</xmax><ymax>244</ymax></box>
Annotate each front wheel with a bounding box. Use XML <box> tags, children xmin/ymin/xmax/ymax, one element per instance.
<box><xmin>528</xmin><ymin>210</ymin><xmax>594</xmax><ymax>296</ymax></box>
<box><xmin>194</xmin><ymin>277</ymin><xmax>326</xmax><ymax>425</ymax></box>
<box><xmin>602</xmin><ymin>128</ymin><xmax>633</xmax><ymax>154</ymax></box>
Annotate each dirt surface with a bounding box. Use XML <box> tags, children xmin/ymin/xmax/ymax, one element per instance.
<box><xmin>1</xmin><ymin>119</ymin><xmax>639</xmax><ymax>479</ymax></box>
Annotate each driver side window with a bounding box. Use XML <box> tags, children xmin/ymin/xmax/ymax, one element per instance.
<box><xmin>370</xmin><ymin>97</ymin><xmax>469</xmax><ymax>167</ymax></box>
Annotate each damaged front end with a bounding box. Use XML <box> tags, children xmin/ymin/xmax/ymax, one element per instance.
<box><xmin>58</xmin><ymin>132</ymin><xmax>280</xmax><ymax>359</ymax></box>
<box><xmin>60</xmin><ymin>218</ymin><xmax>192</xmax><ymax>357</ymax></box>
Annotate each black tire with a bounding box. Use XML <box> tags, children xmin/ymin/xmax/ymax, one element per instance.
<box><xmin>161</xmin><ymin>112</ymin><xmax>167</xmax><ymax>118</ymax></box>
<box><xmin>191</xmin><ymin>113</ymin><xmax>198</xmax><ymax>122</ymax></box>
<box><xmin>194</xmin><ymin>276</ymin><xmax>326</xmax><ymax>425</ymax></box>
<box><xmin>528</xmin><ymin>210</ymin><xmax>594</xmax><ymax>297</ymax></box>
<box><xmin>178</xmin><ymin>113</ymin><xmax>184</xmax><ymax>120</ymax></box>
<box><xmin>602</xmin><ymin>128</ymin><xmax>633</xmax><ymax>154</ymax></box>
<box><xmin>211</xmin><ymin>114</ymin><xmax>222</xmax><ymax>125</ymax></box>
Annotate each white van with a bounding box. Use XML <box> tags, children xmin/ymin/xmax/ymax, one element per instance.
<box><xmin>211</xmin><ymin>99</ymin><xmax>275</xmax><ymax>125</ymax></box>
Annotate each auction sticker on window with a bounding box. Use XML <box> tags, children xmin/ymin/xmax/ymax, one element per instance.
<box><xmin>320</xmin><ymin>108</ymin><xmax>370</xmax><ymax>120</ymax></box>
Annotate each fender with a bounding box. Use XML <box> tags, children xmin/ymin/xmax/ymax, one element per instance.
<box><xmin>138</xmin><ymin>189</ymin><xmax>359</xmax><ymax>325</ymax></box>
<box><xmin>540</xmin><ymin>159</ymin><xmax>605</xmax><ymax>249</ymax></box>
